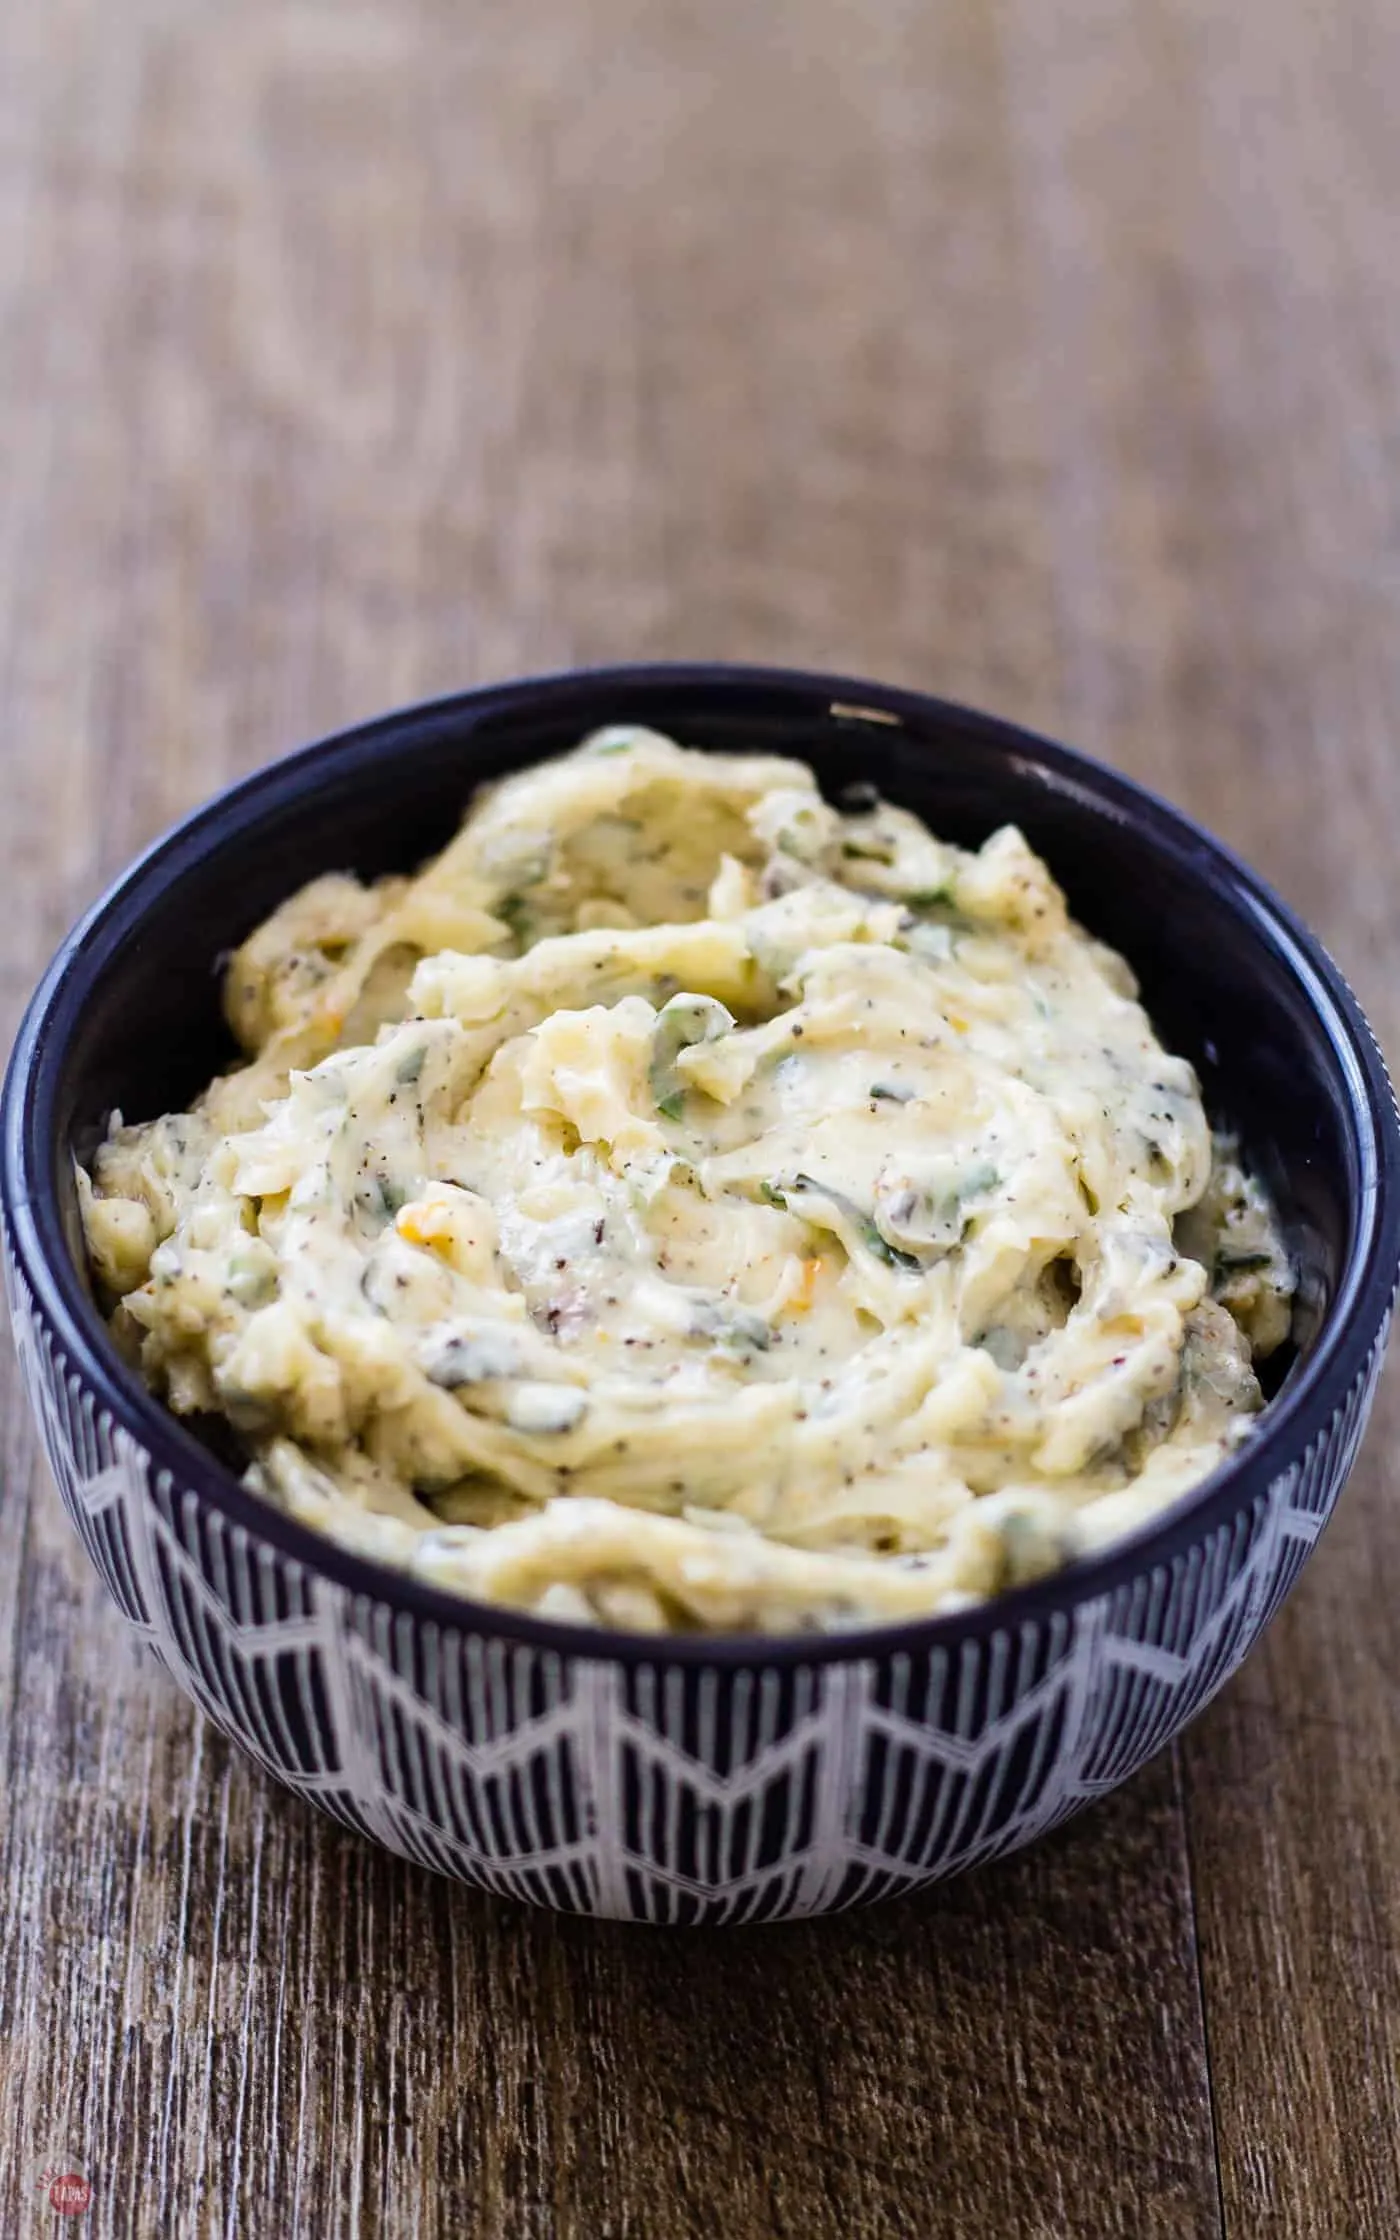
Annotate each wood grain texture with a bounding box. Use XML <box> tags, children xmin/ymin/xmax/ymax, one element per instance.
<box><xmin>1</xmin><ymin>0</ymin><xmax>1397</xmax><ymax>2233</ymax></box>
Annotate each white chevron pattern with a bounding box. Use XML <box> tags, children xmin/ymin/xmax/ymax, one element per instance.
<box><xmin>3</xmin><ymin>1232</ymin><xmax>1388</xmax><ymax>1922</ymax></box>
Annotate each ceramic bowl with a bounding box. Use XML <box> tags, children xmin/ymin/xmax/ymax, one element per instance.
<box><xmin>4</xmin><ymin>666</ymin><xmax>1396</xmax><ymax>1923</ymax></box>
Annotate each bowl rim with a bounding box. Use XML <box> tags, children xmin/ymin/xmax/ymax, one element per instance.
<box><xmin>5</xmin><ymin>660</ymin><xmax>1398</xmax><ymax>1668</ymax></box>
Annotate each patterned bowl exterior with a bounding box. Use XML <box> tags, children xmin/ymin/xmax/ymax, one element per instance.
<box><xmin>5</xmin><ymin>665</ymin><xmax>1398</xmax><ymax>1923</ymax></box>
<box><xmin>4</xmin><ymin>1237</ymin><xmax>1389</xmax><ymax>1924</ymax></box>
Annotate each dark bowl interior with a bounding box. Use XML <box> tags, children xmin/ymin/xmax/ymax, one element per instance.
<box><xmin>7</xmin><ymin>664</ymin><xmax>1394</xmax><ymax>1655</ymax></box>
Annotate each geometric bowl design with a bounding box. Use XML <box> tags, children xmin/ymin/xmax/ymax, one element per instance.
<box><xmin>5</xmin><ymin>666</ymin><xmax>1398</xmax><ymax>1922</ymax></box>
<box><xmin>7</xmin><ymin>1236</ymin><xmax>1387</xmax><ymax>1924</ymax></box>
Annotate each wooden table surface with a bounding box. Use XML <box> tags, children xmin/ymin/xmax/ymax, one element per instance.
<box><xmin>3</xmin><ymin>2</ymin><xmax>1399</xmax><ymax>2234</ymax></box>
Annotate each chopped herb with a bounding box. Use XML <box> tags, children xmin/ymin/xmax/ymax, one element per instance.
<box><xmin>395</xmin><ymin>1045</ymin><xmax>427</xmax><ymax>1087</ymax></box>
<box><xmin>897</xmin><ymin>920</ymin><xmax>955</xmax><ymax>963</ymax></box>
<box><xmin>497</xmin><ymin>893</ymin><xmax>534</xmax><ymax>943</ymax></box>
<box><xmin>358</xmin><ymin>1175</ymin><xmax>408</xmax><ymax>1223</ymax></box>
<box><xmin>787</xmin><ymin>1173</ymin><xmax>924</xmax><ymax>1272</ymax></box>
<box><xmin>999</xmin><ymin>1512</ymin><xmax>1063</xmax><ymax>1587</ymax></box>
<box><xmin>649</xmin><ymin>993</ymin><xmax>734</xmax><ymax>1120</ymax></box>
<box><xmin>425</xmin><ymin>1331</ymin><xmax>523</xmax><ymax>1387</ymax></box>
<box><xmin>689</xmin><ymin>1297</ymin><xmax>772</xmax><ymax>1353</ymax></box>
<box><xmin>861</xmin><ymin>1223</ymin><xmax>925</xmax><ymax>1272</ymax></box>
<box><xmin>870</xmin><ymin>1081</ymin><xmax>914</xmax><ymax>1103</ymax></box>
<box><xmin>978</xmin><ymin>1325</ymin><xmax>1026</xmax><ymax>1371</ymax></box>
<box><xmin>875</xmin><ymin>1161</ymin><xmax>999</xmax><ymax>1254</ymax></box>
<box><xmin>226</xmin><ymin>1252</ymin><xmax>277</xmax><ymax>1309</ymax></box>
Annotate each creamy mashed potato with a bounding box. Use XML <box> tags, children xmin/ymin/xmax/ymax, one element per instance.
<box><xmin>80</xmin><ymin>728</ymin><xmax>1294</xmax><ymax>1633</ymax></box>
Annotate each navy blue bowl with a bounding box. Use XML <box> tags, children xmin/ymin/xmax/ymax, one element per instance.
<box><xmin>4</xmin><ymin>665</ymin><xmax>1397</xmax><ymax>1922</ymax></box>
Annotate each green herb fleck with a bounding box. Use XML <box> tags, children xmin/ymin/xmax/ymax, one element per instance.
<box><xmin>862</xmin><ymin>1222</ymin><xmax>924</xmax><ymax>1271</ymax></box>
<box><xmin>425</xmin><ymin>1331</ymin><xmax>522</xmax><ymax>1388</ymax></box>
<box><xmin>649</xmin><ymin>993</ymin><xmax>734</xmax><ymax>1121</ymax></box>
<box><xmin>689</xmin><ymin>1297</ymin><xmax>772</xmax><ymax>1353</ymax></box>
<box><xmin>498</xmin><ymin>893</ymin><xmax>534</xmax><ymax>943</ymax></box>
<box><xmin>359</xmin><ymin>1175</ymin><xmax>408</xmax><ymax>1224</ymax></box>
<box><xmin>226</xmin><ymin>1252</ymin><xmax>277</xmax><ymax>1309</ymax></box>
<box><xmin>788</xmin><ymin>1173</ymin><xmax>924</xmax><ymax>1271</ymax></box>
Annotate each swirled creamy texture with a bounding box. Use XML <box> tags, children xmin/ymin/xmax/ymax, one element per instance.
<box><xmin>80</xmin><ymin>729</ymin><xmax>1294</xmax><ymax>1632</ymax></box>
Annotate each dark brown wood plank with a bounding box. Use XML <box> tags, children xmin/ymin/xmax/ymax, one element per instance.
<box><xmin>3</xmin><ymin>0</ymin><xmax>1399</xmax><ymax>2231</ymax></box>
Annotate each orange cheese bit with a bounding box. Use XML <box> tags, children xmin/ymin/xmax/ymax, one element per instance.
<box><xmin>785</xmin><ymin>1256</ymin><xmax>821</xmax><ymax>1315</ymax></box>
<box><xmin>394</xmin><ymin>1202</ymin><xmax>455</xmax><ymax>1253</ymax></box>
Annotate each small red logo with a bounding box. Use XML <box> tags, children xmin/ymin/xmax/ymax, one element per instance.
<box><xmin>48</xmin><ymin>2173</ymin><xmax>92</xmax><ymax>2217</ymax></box>
<box><xmin>27</xmin><ymin>2154</ymin><xmax>92</xmax><ymax>2219</ymax></box>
